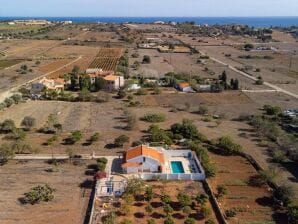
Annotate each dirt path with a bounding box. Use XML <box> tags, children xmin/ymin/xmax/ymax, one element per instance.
<box><xmin>205</xmin><ymin>54</ymin><xmax>298</xmax><ymax>99</ymax></box>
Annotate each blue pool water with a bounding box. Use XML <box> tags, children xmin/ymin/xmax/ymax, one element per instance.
<box><xmin>171</xmin><ymin>161</ymin><xmax>185</xmax><ymax>174</ymax></box>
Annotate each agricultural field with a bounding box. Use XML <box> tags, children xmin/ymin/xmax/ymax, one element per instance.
<box><xmin>208</xmin><ymin>153</ymin><xmax>287</xmax><ymax>224</ymax></box>
<box><xmin>88</xmin><ymin>48</ymin><xmax>123</xmax><ymax>71</ymax></box>
<box><xmin>39</xmin><ymin>59</ymin><xmax>75</xmax><ymax>74</ymax></box>
<box><xmin>0</xmin><ymin>22</ymin><xmax>48</xmax><ymax>35</ymax></box>
<box><xmin>73</xmin><ymin>31</ymin><xmax>122</xmax><ymax>42</ymax></box>
<box><xmin>46</xmin><ymin>58</ymin><xmax>93</xmax><ymax>79</ymax></box>
<box><xmin>0</xmin><ymin>160</ymin><xmax>93</xmax><ymax>224</ymax></box>
<box><xmin>0</xmin><ymin>39</ymin><xmax>60</xmax><ymax>58</ymax></box>
<box><xmin>116</xmin><ymin>181</ymin><xmax>217</xmax><ymax>224</ymax></box>
<box><xmin>0</xmin><ymin>59</ymin><xmax>23</xmax><ymax>69</ymax></box>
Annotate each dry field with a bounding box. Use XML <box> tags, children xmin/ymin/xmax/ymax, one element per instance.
<box><xmin>89</xmin><ymin>48</ymin><xmax>123</xmax><ymax>71</ymax></box>
<box><xmin>43</xmin><ymin>45</ymin><xmax>99</xmax><ymax>59</ymax></box>
<box><xmin>73</xmin><ymin>31</ymin><xmax>122</xmax><ymax>42</ymax></box>
<box><xmin>116</xmin><ymin>181</ymin><xmax>218</xmax><ymax>224</ymax></box>
<box><xmin>0</xmin><ymin>100</ymin><xmax>143</xmax><ymax>155</ymax></box>
<box><xmin>0</xmin><ymin>39</ymin><xmax>59</xmax><ymax>58</ymax></box>
<box><xmin>38</xmin><ymin>59</ymin><xmax>75</xmax><ymax>73</ymax></box>
<box><xmin>0</xmin><ymin>160</ymin><xmax>93</xmax><ymax>224</ymax></box>
<box><xmin>208</xmin><ymin>153</ymin><xmax>287</xmax><ymax>224</ymax></box>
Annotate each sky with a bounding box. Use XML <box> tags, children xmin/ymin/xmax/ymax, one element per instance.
<box><xmin>0</xmin><ymin>0</ymin><xmax>298</xmax><ymax>17</ymax></box>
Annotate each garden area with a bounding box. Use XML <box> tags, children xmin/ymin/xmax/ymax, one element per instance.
<box><xmin>105</xmin><ymin>179</ymin><xmax>217</xmax><ymax>224</ymax></box>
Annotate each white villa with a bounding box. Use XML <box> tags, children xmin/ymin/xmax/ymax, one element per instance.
<box><xmin>122</xmin><ymin>145</ymin><xmax>205</xmax><ymax>181</ymax></box>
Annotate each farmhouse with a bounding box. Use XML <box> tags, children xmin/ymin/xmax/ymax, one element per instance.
<box><xmin>38</xmin><ymin>77</ymin><xmax>65</xmax><ymax>92</ymax></box>
<box><xmin>122</xmin><ymin>145</ymin><xmax>165</xmax><ymax>173</ymax></box>
<box><xmin>103</xmin><ymin>75</ymin><xmax>124</xmax><ymax>90</ymax></box>
<box><xmin>121</xmin><ymin>145</ymin><xmax>205</xmax><ymax>181</ymax></box>
<box><xmin>176</xmin><ymin>82</ymin><xmax>194</xmax><ymax>92</ymax></box>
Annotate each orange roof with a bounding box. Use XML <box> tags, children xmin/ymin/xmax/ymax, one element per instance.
<box><xmin>178</xmin><ymin>82</ymin><xmax>190</xmax><ymax>89</ymax></box>
<box><xmin>104</xmin><ymin>75</ymin><xmax>118</xmax><ymax>81</ymax></box>
<box><xmin>124</xmin><ymin>145</ymin><xmax>165</xmax><ymax>164</ymax></box>
<box><xmin>122</xmin><ymin>162</ymin><xmax>141</xmax><ymax>168</ymax></box>
<box><xmin>54</xmin><ymin>78</ymin><xmax>65</xmax><ymax>85</ymax></box>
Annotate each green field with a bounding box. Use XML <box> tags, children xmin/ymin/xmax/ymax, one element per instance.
<box><xmin>0</xmin><ymin>59</ymin><xmax>23</xmax><ymax>69</ymax></box>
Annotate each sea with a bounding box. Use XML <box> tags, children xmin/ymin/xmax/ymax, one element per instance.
<box><xmin>0</xmin><ymin>17</ymin><xmax>297</xmax><ymax>28</ymax></box>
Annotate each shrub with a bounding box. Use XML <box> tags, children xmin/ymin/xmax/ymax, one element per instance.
<box><xmin>142</xmin><ymin>113</ymin><xmax>166</xmax><ymax>123</ymax></box>
<box><xmin>197</xmin><ymin>105</ymin><xmax>208</xmax><ymax>115</ymax></box>
<box><xmin>21</xmin><ymin>116</ymin><xmax>36</xmax><ymax>130</ymax></box>
<box><xmin>255</xmin><ymin>76</ymin><xmax>264</xmax><ymax>85</ymax></box>
<box><xmin>145</xmin><ymin>204</ymin><xmax>153</xmax><ymax>214</ymax></box>
<box><xmin>64</xmin><ymin>130</ymin><xmax>82</xmax><ymax>145</ymax></box>
<box><xmin>171</xmin><ymin>119</ymin><xmax>206</xmax><ymax>141</ymax></box>
<box><xmin>183</xmin><ymin>206</ymin><xmax>192</xmax><ymax>215</ymax></box>
<box><xmin>225</xmin><ymin>209</ymin><xmax>237</xmax><ymax>218</ymax></box>
<box><xmin>196</xmin><ymin>193</ymin><xmax>209</xmax><ymax>206</ymax></box>
<box><xmin>142</xmin><ymin>55</ymin><xmax>151</xmax><ymax>64</ymax></box>
<box><xmin>117</xmin><ymin>88</ymin><xmax>126</xmax><ymax>99</ymax></box>
<box><xmin>121</xmin><ymin>219</ymin><xmax>132</xmax><ymax>224</ymax></box>
<box><xmin>136</xmin><ymin>88</ymin><xmax>148</xmax><ymax>95</ymax></box>
<box><xmin>177</xmin><ymin>192</ymin><xmax>192</xmax><ymax>207</ymax></box>
<box><xmin>0</xmin><ymin>144</ymin><xmax>15</xmax><ymax>165</ymax></box>
<box><xmin>89</xmin><ymin>132</ymin><xmax>100</xmax><ymax>143</ymax></box>
<box><xmin>288</xmin><ymin>205</ymin><xmax>298</xmax><ymax>224</ymax></box>
<box><xmin>163</xmin><ymin>204</ymin><xmax>174</xmax><ymax>215</ymax></box>
<box><xmin>96</xmin><ymin>157</ymin><xmax>108</xmax><ymax>171</ymax></box>
<box><xmin>164</xmin><ymin>216</ymin><xmax>174</xmax><ymax>224</ymax></box>
<box><xmin>216</xmin><ymin>185</ymin><xmax>228</xmax><ymax>199</ymax></box>
<box><xmin>205</xmin><ymin>219</ymin><xmax>216</xmax><ymax>224</ymax></box>
<box><xmin>147</xmin><ymin>219</ymin><xmax>156</xmax><ymax>224</ymax></box>
<box><xmin>161</xmin><ymin>193</ymin><xmax>171</xmax><ymax>204</ymax></box>
<box><xmin>1</xmin><ymin>119</ymin><xmax>16</xmax><ymax>133</ymax></box>
<box><xmin>114</xmin><ymin>135</ymin><xmax>129</xmax><ymax>147</ymax></box>
<box><xmin>24</xmin><ymin>184</ymin><xmax>55</xmax><ymax>204</ymax></box>
<box><xmin>201</xmin><ymin>206</ymin><xmax>212</xmax><ymax>218</ymax></box>
<box><xmin>185</xmin><ymin>218</ymin><xmax>196</xmax><ymax>224</ymax></box>
<box><xmin>263</xmin><ymin>104</ymin><xmax>282</xmax><ymax>116</ymax></box>
<box><xmin>216</xmin><ymin>136</ymin><xmax>242</xmax><ymax>155</ymax></box>
<box><xmin>131</xmin><ymin>140</ymin><xmax>142</xmax><ymax>147</ymax></box>
<box><xmin>273</xmin><ymin>185</ymin><xmax>294</xmax><ymax>206</ymax></box>
<box><xmin>4</xmin><ymin>97</ymin><xmax>14</xmax><ymax>107</ymax></box>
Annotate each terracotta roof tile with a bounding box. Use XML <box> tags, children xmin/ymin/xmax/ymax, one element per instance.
<box><xmin>124</xmin><ymin>145</ymin><xmax>165</xmax><ymax>164</ymax></box>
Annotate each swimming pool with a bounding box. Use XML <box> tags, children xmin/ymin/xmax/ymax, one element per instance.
<box><xmin>171</xmin><ymin>161</ymin><xmax>185</xmax><ymax>173</ymax></box>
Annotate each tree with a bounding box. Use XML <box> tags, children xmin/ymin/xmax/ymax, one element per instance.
<box><xmin>196</xmin><ymin>193</ymin><xmax>209</xmax><ymax>206</ymax></box>
<box><xmin>221</xmin><ymin>70</ymin><xmax>227</xmax><ymax>83</ymax></box>
<box><xmin>163</xmin><ymin>204</ymin><xmax>173</xmax><ymax>215</ymax></box>
<box><xmin>65</xmin><ymin>130</ymin><xmax>82</xmax><ymax>145</ymax></box>
<box><xmin>183</xmin><ymin>206</ymin><xmax>192</xmax><ymax>215</ymax></box>
<box><xmin>95</xmin><ymin>77</ymin><xmax>107</xmax><ymax>91</ymax></box>
<box><xmin>201</xmin><ymin>206</ymin><xmax>212</xmax><ymax>218</ymax></box>
<box><xmin>46</xmin><ymin>134</ymin><xmax>58</xmax><ymax>146</ymax></box>
<box><xmin>71</xmin><ymin>65</ymin><xmax>80</xmax><ymax>75</ymax></box>
<box><xmin>1</xmin><ymin>119</ymin><xmax>16</xmax><ymax>133</ymax></box>
<box><xmin>216</xmin><ymin>185</ymin><xmax>228</xmax><ymax>199</ymax></box>
<box><xmin>114</xmin><ymin>135</ymin><xmax>129</xmax><ymax>147</ymax></box>
<box><xmin>4</xmin><ymin>97</ymin><xmax>14</xmax><ymax>107</ymax></box>
<box><xmin>147</xmin><ymin>219</ymin><xmax>156</xmax><ymax>224</ymax></box>
<box><xmin>78</xmin><ymin>88</ymin><xmax>92</xmax><ymax>101</ymax></box>
<box><xmin>273</xmin><ymin>185</ymin><xmax>294</xmax><ymax>206</ymax></box>
<box><xmin>11</xmin><ymin>94</ymin><xmax>22</xmax><ymax>103</ymax></box>
<box><xmin>142</xmin><ymin>55</ymin><xmax>151</xmax><ymax>64</ymax></box>
<box><xmin>161</xmin><ymin>193</ymin><xmax>171</xmax><ymax>204</ymax></box>
<box><xmin>123</xmin><ymin>193</ymin><xmax>134</xmax><ymax>205</ymax></box>
<box><xmin>0</xmin><ymin>144</ymin><xmax>15</xmax><ymax>165</ymax></box>
<box><xmin>164</xmin><ymin>216</ymin><xmax>174</xmax><ymax>224</ymax></box>
<box><xmin>144</xmin><ymin>186</ymin><xmax>154</xmax><ymax>201</ymax></box>
<box><xmin>21</xmin><ymin>64</ymin><xmax>28</xmax><ymax>71</ymax></box>
<box><xmin>125</xmin><ymin>178</ymin><xmax>144</xmax><ymax>197</ymax></box>
<box><xmin>177</xmin><ymin>193</ymin><xmax>192</xmax><ymax>207</ymax></box>
<box><xmin>185</xmin><ymin>217</ymin><xmax>195</xmax><ymax>224</ymax></box>
<box><xmin>89</xmin><ymin>132</ymin><xmax>100</xmax><ymax>144</ymax></box>
<box><xmin>21</xmin><ymin>116</ymin><xmax>36</xmax><ymax>130</ymax></box>
<box><xmin>217</xmin><ymin>136</ymin><xmax>243</xmax><ymax>155</ymax></box>
<box><xmin>11</xmin><ymin>128</ymin><xmax>26</xmax><ymax>141</ymax></box>
<box><xmin>288</xmin><ymin>205</ymin><xmax>298</xmax><ymax>224</ymax></box>
<box><xmin>24</xmin><ymin>184</ymin><xmax>55</xmax><ymax>204</ymax></box>
<box><xmin>103</xmin><ymin>212</ymin><xmax>116</xmax><ymax>224</ymax></box>
<box><xmin>234</xmin><ymin>79</ymin><xmax>239</xmax><ymax>90</ymax></box>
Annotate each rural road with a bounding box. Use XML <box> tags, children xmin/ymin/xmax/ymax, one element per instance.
<box><xmin>0</xmin><ymin>56</ymin><xmax>82</xmax><ymax>103</ymax></box>
<box><xmin>13</xmin><ymin>154</ymin><xmax>119</xmax><ymax>160</ymax></box>
<box><xmin>209</xmin><ymin>56</ymin><xmax>298</xmax><ymax>99</ymax></box>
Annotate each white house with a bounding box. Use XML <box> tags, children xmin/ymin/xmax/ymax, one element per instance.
<box><xmin>104</xmin><ymin>75</ymin><xmax>124</xmax><ymax>90</ymax></box>
<box><xmin>122</xmin><ymin>145</ymin><xmax>165</xmax><ymax>174</ymax></box>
